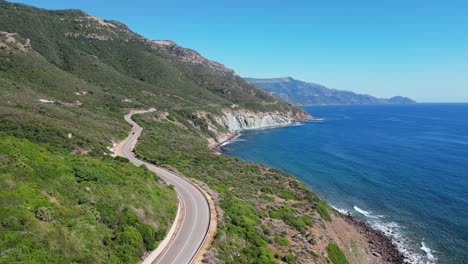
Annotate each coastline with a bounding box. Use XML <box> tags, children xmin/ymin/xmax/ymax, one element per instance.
<box><xmin>337</xmin><ymin>210</ymin><xmax>405</xmax><ymax>264</ymax></box>
<box><xmin>217</xmin><ymin>122</ymin><xmax>411</xmax><ymax>264</ymax></box>
<box><xmin>218</xmin><ymin>131</ymin><xmax>240</xmax><ymax>148</ymax></box>
<box><xmin>213</xmin><ymin>120</ymin><xmax>307</xmax><ymax>150</ymax></box>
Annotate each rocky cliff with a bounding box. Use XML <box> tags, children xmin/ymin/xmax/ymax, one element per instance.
<box><xmin>193</xmin><ymin>109</ymin><xmax>311</xmax><ymax>147</ymax></box>
<box><xmin>215</xmin><ymin>109</ymin><xmax>306</xmax><ymax>131</ymax></box>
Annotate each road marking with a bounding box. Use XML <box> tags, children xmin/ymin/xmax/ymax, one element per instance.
<box><xmin>168</xmin><ymin>183</ymin><xmax>199</xmax><ymax>264</ymax></box>
<box><xmin>155</xmin><ymin>180</ymin><xmax>188</xmax><ymax>264</ymax></box>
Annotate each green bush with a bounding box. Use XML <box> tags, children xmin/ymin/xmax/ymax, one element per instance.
<box><xmin>113</xmin><ymin>227</ymin><xmax>149</xmax><ymax>264</ymax></box>
<box><xmin>283</xmin><ymin>254</ymin><xmax>296</xmax><ymax>264</ymax></box>
<box><xmin>327</xmin><ymin>242</ymin><xmax>349</xmax><ymax>264</ymax></box>
<box><xmin>279</xmin><ymin>191</ymin><xmax>295</xmax><ymax>200</ymax></box>
<box><xmin>317</xmin><ymin>200</ymin><xmax>332</xmax><ymax>222</ymax></box>
<box><xmin>73</xmin><ymin>165</ymin><xmax>99</xmax><ymax>182</ymax></box>
<box><xmin>269</xmin><ymin>205</ymin><xmax>313</xmax><ymax>231</ymax></box>
<box><xmin>259</xmin><ymin>194</ymin><xmax>275</xmax><ymax>202</ymax></box>
<box><xmin>138</xmin><ymin>224</ymin><xmax>157</xmax><ymax>250</ymax></box>
<box><xmin>273</xmin><ymin>235</ymin><xmax>290</xmax><ymax>246</ymax></box>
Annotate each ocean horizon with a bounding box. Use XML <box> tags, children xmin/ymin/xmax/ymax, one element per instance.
<box><xmin>225</xmin><ymin>103</ymin><xmax>468</xmax><ymax>264</ymax></box>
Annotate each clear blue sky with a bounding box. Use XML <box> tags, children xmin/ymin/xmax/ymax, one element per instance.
<box><xmin>10</xmin><ymin>0</ymin><xmax>468</xmax><ymax>102</ymax></box>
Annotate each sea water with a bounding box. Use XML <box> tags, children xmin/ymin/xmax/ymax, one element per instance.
<box><xmin>225</xmin><ymin>104</ymin><xmax>468</xmax><ymax>264</ymax></box>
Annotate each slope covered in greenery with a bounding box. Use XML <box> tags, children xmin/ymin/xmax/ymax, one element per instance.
<box><xmin>0</xmin><ymin>0</ymin><xmax>299</xmax><ymax>113</ymax></box>
<box><xmin>0</xmin><ymin>0</ymin><xmax>305</xmax><ymax>152</ymax></box>
<box><xmin>0</xmin><ymin>1</ymin><xmax>360</xmax><ymax>263</ymax></box>
<box><xmin>0</xmin><ymin>135</ymin><xmax>177</xmax><ymax>263</ymax></box>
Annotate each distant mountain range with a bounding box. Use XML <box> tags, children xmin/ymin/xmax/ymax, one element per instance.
<box><xmin>245</xmin><ymin>77</ymin><xmax>416</xmax><ymax>105</ymax></box>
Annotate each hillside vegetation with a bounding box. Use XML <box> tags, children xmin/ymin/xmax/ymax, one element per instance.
<box><xmin>1</xmin><ymin>1</ymin><xmax>360</xmax><ymax>263</ymax></box>
<box><xmin>0</xmin><ymin>135</ymin><xmax>177</xmax><ymax>263</ymax></box>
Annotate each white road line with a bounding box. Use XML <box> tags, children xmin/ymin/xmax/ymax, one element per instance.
<box><xmin>155</xmin><ymin>182</ymin><xmax>188</xmax><ymax>263</ymax></box>
<box><xmin>169</xmin><ymin>184</ymin><xmax>199</xmax><ymax>264</ymax></box>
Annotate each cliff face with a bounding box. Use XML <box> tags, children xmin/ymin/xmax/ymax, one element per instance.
<box><xmin>217</xmin><ymin>110</ymin><xmax>295</xmax><ymax>131</ymax></box>
<box><xmin>194</xmin><ymin>109</ymin><xmax>311</xmax><ymax>147</ymax></box>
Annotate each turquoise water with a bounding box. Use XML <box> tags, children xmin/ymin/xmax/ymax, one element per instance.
<box><xmin>225</xmin><ymin>104</ymin><xmax>468</xmax><ymax>264</ymax></box>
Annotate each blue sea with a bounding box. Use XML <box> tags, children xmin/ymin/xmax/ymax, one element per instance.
<box><xmin>225</xmin><ymin>104</ymin><xmax>468</xmax><ymax>264</ymax></box>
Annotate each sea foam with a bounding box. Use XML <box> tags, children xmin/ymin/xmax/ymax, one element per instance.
<box><xmin>310</xmin><ymin>118</ymin><xmax>325</xmax><ymax>123</ymax></box>
<box><xmin>421</xmin><ymin>242</ymin><xmax>436</xmax><ymax>263</ymax></box>
<box><xmin>351</xmin><ymin>205</ymin><xmax>437</xmax><ymax>264</ymax></box>
<box><xmin>353</xmin><ymin>206</ymin><xmax>371</xmax><ymax>217</ymax></box>
<box><xmin>331</xmin><ymin>205</ymin><xmax>349</xmax><ymax>215</ymax></box>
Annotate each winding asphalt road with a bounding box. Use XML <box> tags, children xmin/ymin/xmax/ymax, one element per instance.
<box><xmin>118</xmin><ymin>110</ymin><xmax>211</xmax><ymax>264</ymax></box>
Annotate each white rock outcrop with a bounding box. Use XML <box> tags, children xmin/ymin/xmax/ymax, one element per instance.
<box><xmin>216</xmin><ymin>110</ymin><xmax>295</xmax><ymax>131</ymax></box>
<box><xmin>194</xmin><ymin>108</ymin><xmax>311</xmax><ymax>148</ymax></box>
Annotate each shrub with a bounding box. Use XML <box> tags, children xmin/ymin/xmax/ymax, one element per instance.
<box><xmin>269</xmin><ymin>206</ymin><xmax>313</xmax><ymax>231</ymax></box>
<box><xmin>259</xmin><ymin>194</ymin><xmax>275</xmax><ymax>202</ymax></box>
<box><xmin>327</xmin><ymin>242</ymin><xmax>349</xmax><ymax>264</ymax></box>
<box><xmin>260</xmin><ymin>186</ymin><xmax>275</xmax><ymax>194</ymax></box>
<box><xmin>73</xmin><ymin>165</ymin><xmax>99</xmax><ymax>183</ymax></box>
<box><xmin>273</xmin><ymin>235</ymin><xmax>290</xmax><ymax>246</ymax></box>
<box><xmin>279</xmin><ymin>191</ymin><xmax>295</xmax><ymax>200</ymax></box>
<box><xmin>115</xmin><ymin>226</ymin><xmax>145</xmax><ymax>258</ymax></box>
<box><xmin>282</xmin><ymin>254</ymin><xmax>296</xmax><ymax>264</ymax></box>
<box><xmin>316</xmin><ymin>200</ymin><xmax>332</xmax><ymax>222</ymax></box>
<box><xmin>137</xmin><ymin>223</ymin><xmax>157</xmax><ymax>250</ymax></box>
<box><xmin>155</xmin><ymin>226</ymin><xmax>167</xmax><ymax>241</ymax></box>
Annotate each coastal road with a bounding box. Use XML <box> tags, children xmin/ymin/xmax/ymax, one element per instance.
<box><xmin>118</xmin><ymin>110</ymin><xmax>211</xmax><ymax>264</ymax></box>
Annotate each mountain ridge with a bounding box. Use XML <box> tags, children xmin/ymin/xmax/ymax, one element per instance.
<box><xmin>245</xmin><ymin>76</ymin><xmax>416</xmax><ymax>105</ymax></box>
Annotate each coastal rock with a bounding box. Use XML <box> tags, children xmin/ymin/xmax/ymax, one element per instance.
<box><xmin>203</xmin><ymin>109</ymin><xmax>312</xmax><ymax>148</ymax></box>
<box><xmin>194</xmin><ymin>109</ymin><xmax>311</xmax><ymax>148</ymax></box>
<box><xmin>340</xmin><ymin>212</ymin><xmax>405</xmax><ymax>264</ymax></box>
<box><xmin>218</xmin><ymin>108</ymin><xmax>310</xmax><ymax>131</ymax></box>
<box><xmin>216</xmin><ymin>110</ymin><xmax>295</xmax><ymax>131</ymax></box>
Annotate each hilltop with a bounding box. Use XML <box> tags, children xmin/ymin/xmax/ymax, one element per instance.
<box><xmin>245</xmin><ymin>77</ymin><xmax>416</xmax><ymax>105</ymax></box>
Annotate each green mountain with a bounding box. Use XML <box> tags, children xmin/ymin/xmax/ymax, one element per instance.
<box><xmin>0</xmin><ymin>1</ymin><xmax>387</xmax><ymax>263</ymax></box>
<box><xmin>245</xmin><ymin>77</ymin><xmax>416</xmax><ymax>105</ymax></box>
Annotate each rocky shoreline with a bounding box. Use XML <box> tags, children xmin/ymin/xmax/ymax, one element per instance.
<box><xmin>339</xmin><ymin>211</ymin><xmax>405</xmax><ymax>264</ymax></box>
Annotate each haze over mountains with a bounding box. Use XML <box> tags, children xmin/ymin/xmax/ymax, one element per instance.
<box><xmin>245</xmin><ymin>77</ymin><xmax>416</xmax><ymax>106</ymax></box>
